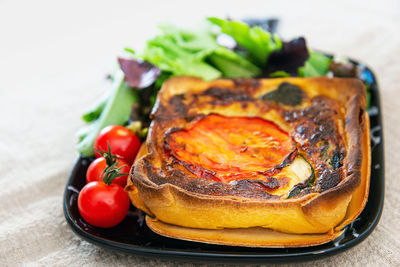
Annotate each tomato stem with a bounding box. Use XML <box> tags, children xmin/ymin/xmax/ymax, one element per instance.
<box><xmin>97</xmin><ymin>142</ymin><xmax>129</xmax><ymax>186</ymax></box>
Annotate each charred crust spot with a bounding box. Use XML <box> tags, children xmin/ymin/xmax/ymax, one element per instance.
<box><xmin>227</xmin><ymin>179</ymin><xmax>280</xmax><ymax>199</ymax></box>
<box><xmin>284</xmin><ymin>96</ymin><xmax>344</xmax><ymax>147</ymax></box>
<box><xmin>261</xmin><ymin>82</ymin><xmax>305</xmax><ymax>106</ymax></box>
<box><xmin>202</xmin><ymin>87</ymin><xmax>252</xmax><ymax>103</ymax></box>
<box><xmin>295</xmin><ymin>187</ymin><xmax>315</xmax><ymax>198</ymax></box>
<box><xmin>234</xmin><ymin>178</ymin><xmax>280</xmax><ymax>190</ymax></box>
<box><xmin>263</xmin><ymin>178</ymin><xmax>280</xmax><ymax>189</ymax></box>
<box><xmin>316</xmin><ymin>168</ymin><xmax>343</xmax><ymax>191</ymax></box>
<box><xmin>232</xmin><ymin>78</ymin><xmax>261</xmax><ymax>90</ymax></box>
<box><xmin>318</xmin><ymin>141</ymin><xmax>330</xmax><ymax>158</ymax></box>
<box><xmin>168</xmin><ymin>94</ymin><xmax>187</xmax><ymax>117</ymax></box>
<box><xmin>329</xmin><ymin>149</ymin><xmax>344</xmax><ymax>170</ymax></box>
<box><xmin>153</xmin><ymin>94</ymin><xmax>187</xmax><ymax>121</ymax></box>
<box><xmin>359</xmin><ymin>107</ymin><xmax>364</xmax><ymax>125</ymax></box>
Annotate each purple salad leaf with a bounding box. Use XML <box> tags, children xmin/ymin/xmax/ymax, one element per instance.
<box><xmin>263</xmin><ymin>37</ymin><xmax>309</xmax><ymax>76</ymax></box>
<box><xmin>118</xmin><ymin>58</ymin><xmax>161</xmax><ymax>89</ymax></box>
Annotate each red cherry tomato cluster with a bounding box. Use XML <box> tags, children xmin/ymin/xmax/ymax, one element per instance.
<box><xmin>78</xmin><ymin>125</ymin><xmax>141</xmax><ymax>228</ymax></box>
<box><xmin>86</xmin><ymin>157</ymin><xmax>130</xmax><ymax>187</ymax></box>
<box><xmin>94</xmin><ymin>125</ymin><xmax>141</xmax><ymax>165</ymax></box>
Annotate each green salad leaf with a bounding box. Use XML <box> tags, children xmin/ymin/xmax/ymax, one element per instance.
<box><xmin>208</xmin><ymin>47</ymin><xmax>260</xmax><ymax>78</ymax></box>
<box><xmin>76</xmin><ymin>70</ymin><xmax>138</xmax><ymax>157</ymax></box>
<box><xmin>208</xmin><ymin>17</ymin><xmax>282</xmax><ymax>67</ymax></box>
<box><xmin>143</xmin><ymin>36</ymin><xmax>221</xmax><ymax>81</ymax></box>
<box><xmin>298</xmin><ymin>50</ymin><xmax>332</xmax><ymax>77</ymax></box>
<box><xmin>142</xmin><ymin>27</ymin><xmax>221</xmax><ymax>81</ymax></box>
<box><xmin>157</xmin><ymin>25</ymin><xmax>218</xmax><ymax>53</ymax></box>
<box><xmin>81</xmin><ymin>94</ymin><xmax>108</xmax><ymax>123</ymax></box>
<box><xmin>268</xmin><ymin>70</ymin><xmax>291</xmax><ymax>78</ymax></box>
<box><xmin>141</xmin><ymin>23</ymin><xmax>262</xmax><ymax>81</ymax></box>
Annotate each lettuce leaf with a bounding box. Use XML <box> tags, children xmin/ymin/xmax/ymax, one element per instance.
<box><xmin>208</xmin><ymin>47</ymin><xmax>260</xmax><ymax>78</ymax></box>
<box><xmin>268</xmin><ymin>70</ymin><xmax>291</xmax><ymax>78</ymax></box>
<box><xmin>141</xmin><ymin>24</ymin><xmax>261</xmax><ymax>80</ymax></box>
<box><xmin>298</xmin><ymin>51</ymin><xmax>332</xmax><ymax>77</ymax></box>
<box><xmin>158</xmin><ymin>25</ymin><xmax>218</xmax><ymax>53</ymax></box>
<box><xmin>208</xmin><ymin>17</ymin><xmax>282</xmax><ymax>67</ymax></box>
<box><xmin>77</xmin><ymin>70</ymin><xmax>138</xmax><ymax>157</ymax></box>
<box><xmin>81</xmin><ymin>94</ymin><xmax>108</xmax><ymax>123</ymax></box>
<box><xmin>143</xmin><ymin>33</ymin><xmax>221</xmax><ymax>81</ymax></box>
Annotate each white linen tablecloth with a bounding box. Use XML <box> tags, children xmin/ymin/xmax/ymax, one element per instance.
<box><xmin>1</xmin><ymin>0</ymin><xmax>399</xmax><ymax>265</ymax></box>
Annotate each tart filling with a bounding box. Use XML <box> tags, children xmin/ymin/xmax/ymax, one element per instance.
<box><xmin>165</xmin><ymin>114</ymin><xmax>296</xmax><ymax>181</ymax></box>
<box><xmin>164</xmin><ymin>114</ymin><xmax>313</xmax><ymax>198</ymax></box>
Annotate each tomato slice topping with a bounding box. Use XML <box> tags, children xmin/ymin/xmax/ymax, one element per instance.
<box><xmin>164</xmin><ymin>114</ymin><xmax>296</xmax><ymax>183</ymax></box>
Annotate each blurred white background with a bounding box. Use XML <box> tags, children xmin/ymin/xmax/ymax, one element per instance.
<box><xmin>0</xmin><ymin>0</ymin><xmax>399</xmax><ymax>265</ymax></box>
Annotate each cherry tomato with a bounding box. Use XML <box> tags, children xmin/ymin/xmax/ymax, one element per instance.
<box><xmin>78</xmin><ymin>181</ymin><xmax>130</xmax><ymax>228</ymax></box>
<box><xmin>94</xmin><ymin>125</ymin><xmax>141</xmax><ymax>165</ymax></box>
<box><xmin>86</xmin><ymin>157</ymin><xmax>130</xmax><ymax>187</ymax></box>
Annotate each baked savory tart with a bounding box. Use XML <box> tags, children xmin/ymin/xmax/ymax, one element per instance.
<box><xmin>125</xmin><ymin>76</ymin><xmax>370</xmax><ymax>247</ymax></box>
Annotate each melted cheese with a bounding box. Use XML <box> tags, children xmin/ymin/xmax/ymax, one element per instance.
<box><xmin>271</xmin><ymin>156</ymin><xmax>312</xmax><ymax>198</ymax></box>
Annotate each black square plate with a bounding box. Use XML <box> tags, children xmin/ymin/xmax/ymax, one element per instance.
<box><xmin>63</xmin><ymin>59</ymin><xmax>384</xmax><ymax>264</ymax></box>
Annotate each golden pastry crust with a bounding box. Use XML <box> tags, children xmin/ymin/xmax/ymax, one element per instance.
<box><xmin>145</xmin><ymin>216</ymin><xmax>345</xmax><ymax>248</ymax></box>
<box><xmin>125</xmin><ymin>76</ymin><xmax>370</xmax><ymax>246</ymax></box>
